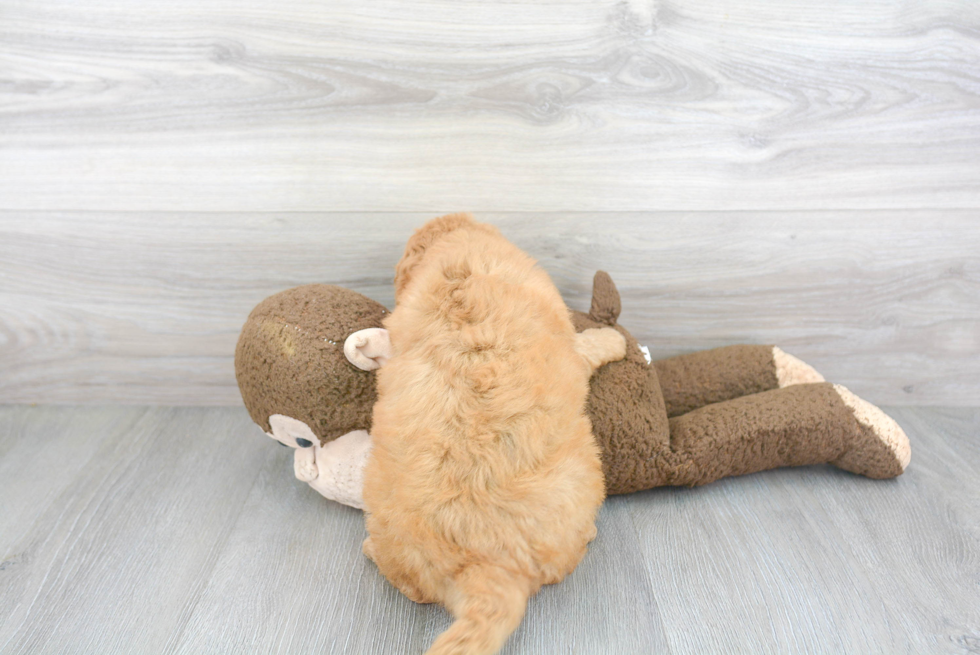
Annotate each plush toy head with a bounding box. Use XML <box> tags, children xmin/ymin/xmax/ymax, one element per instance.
<box><xmin>235</xmin><ymin>284</ymin><xmax>389</xmax><ymax>446</ymax></box>
<box><xmin>235</xmin><ymin>274</ymin><xmax>672</xmax><ymax>494</ymax></box>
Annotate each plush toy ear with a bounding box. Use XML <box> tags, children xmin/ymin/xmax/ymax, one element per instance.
<box><xmin>589</xmin><ymin>270</ymin><xmax>621</xmax><ymax>325</ymax></box>
<box><xmin>344</xmin><ymin>328</ymin><xmax>392</xmax><ymax>371</ymax></box>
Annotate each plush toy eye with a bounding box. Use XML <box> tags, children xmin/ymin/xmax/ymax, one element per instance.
<box><xmin>269</xmin><ymin>415</ymin><xmax>318</xmax><ymax>451</ymax></box>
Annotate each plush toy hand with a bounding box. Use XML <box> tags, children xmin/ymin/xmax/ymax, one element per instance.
<box><xmin>344</xmin><ymin>328</ymin><xmax>392</xmax><ymax>371</ymax></box>
<box><xmin>307</xmin><ymin>429</ymin><xmax>373</xmax><ymax>509</ymax></box>
<box><xmin>294</xmin><ymin>448</ymin><xmax>318</xmax><ymax>482</ymax></box>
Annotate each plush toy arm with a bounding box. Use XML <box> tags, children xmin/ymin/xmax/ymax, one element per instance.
<box><xmin>306</xmin><ymin>430</ymin><xmax>372</xmax><ymax>510</ymax></box>
<box><xmin>575</xmin><ymin>327</ymin><xmax>627</xmax><ymax>371</ymax></box>
<box><xmin>653</xmin><ymin>345</ymin><xmax>824</xmax><ymax>417</ymax></box>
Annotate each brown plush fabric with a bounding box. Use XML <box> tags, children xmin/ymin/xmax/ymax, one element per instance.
<box><xmin>654</xmin><ymin>345</ymin><xmax>780</xmax><ymax>418</ymax></box>
<box><xmin>589</xmin><ymin>270</ymin><xmax>621</xmax><ymax>326</ymax></box>
<box><xmin>573</xmin><ymin>274</ymin><xmax>906</xmax><ymax>493</ymax></box>
<box><xmin>831</xmin><ymin>414</ymin><xmax>906</xmax><ymax>479</ymax></box>
<box><xmin>570</xmin><ymin>272</ymin><xmax>671</xmax><ymax>495</ymax></box>
<box><xmin>235</xmin><ymin>284</ymin><xmax>387</xmax><ymax>444</ymax></box>
<box><xmin>666</xmin><ymin>382</ymin><xmax>863</xmax><ymax>486</ymax></box>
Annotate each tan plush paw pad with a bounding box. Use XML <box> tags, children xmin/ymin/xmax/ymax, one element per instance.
<box><xmin>773</xmin><ymin>347</ymin><xmax>825</xmax><ymax>387</ymax></box>
<box><xmin>833</xmin><ymin>384</ymin><xmax>911</xmax><ymax>476</ymax></box>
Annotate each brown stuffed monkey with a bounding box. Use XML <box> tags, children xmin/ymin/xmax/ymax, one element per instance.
<box><xmin>235</xmin><ymin>276</ymin><xmax>910</xmax><ymax>506</ymax></box>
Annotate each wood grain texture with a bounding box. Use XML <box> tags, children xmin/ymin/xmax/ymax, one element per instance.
<box><xmin>0</xmin><ymin>406</ymin><xmax>272</xmax><ymax>654</ymax></box>
<box><xmin>1</xmin><ymin>0</ymin><xmax>979</xmax><ymax>212</ymax></box>
<box><xmin>2</xmin><ymin>211</ymin><xmax>977</xmax><ymax>405</ymax></box>
<box><xmin>1</xmin><ymin>405</ymin><xmax>978</xmax><ymax>654</ymax></box>
<box><xmin>168</xmin><ymin>451</ymin><xmax>671</xmax><ymax>655</ymax></box>
<box><xmin>627</xmin><ymin>406</ymin><xmax>980</xmax><ymax>654</ymax></box>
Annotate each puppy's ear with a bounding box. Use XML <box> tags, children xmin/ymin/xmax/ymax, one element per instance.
<box><xmin>394</xmin><ymin>213</ymin><xmax>477</xmax><ymax>301</ymax></box>
<box><xmin>344</xmin><ymin>328</ymin><xmax>392</xmax><ymax>371</ymax></box>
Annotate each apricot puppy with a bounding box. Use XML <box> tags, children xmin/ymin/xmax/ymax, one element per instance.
<box><xmin>362</xmin><ymin>214</ymin><xmax>625</xmax><ymax>655</ymax></box>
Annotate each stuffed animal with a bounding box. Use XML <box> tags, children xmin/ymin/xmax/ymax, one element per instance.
<box><xmin>235</xmin><ymin>274</ymin><xmax>910</xmax><ymax>507</ymax></box>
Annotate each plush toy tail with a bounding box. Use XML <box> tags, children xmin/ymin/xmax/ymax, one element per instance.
<box><xmin>425</xmin><ymin>564</ymin><xmax>529</xmax><ymax>655</ymax></box>
<box><xmin>588</xmin><ymin>270</ymin><xmax>621</xmax><ymax>326</ymax></box>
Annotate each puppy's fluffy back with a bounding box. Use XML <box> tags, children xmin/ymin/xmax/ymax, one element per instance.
<box><xmin>372</xmin><ymin>218</ymin><xmax>600</xmax><ymax>513</ymax></box>
<box><xmin>364</xmin><ymin>216</ymin><xmax>604</xmax><ymax>654</ymax></box>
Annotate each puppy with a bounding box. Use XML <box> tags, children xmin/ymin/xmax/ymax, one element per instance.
<box><xmin>362</xmin><ymin>214</ymin><xmax>626</xmax><ymax>655</ymax></box>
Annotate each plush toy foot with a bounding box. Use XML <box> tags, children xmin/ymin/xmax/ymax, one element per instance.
<box><xmin>831</xmin><ymin>384</ymin><xmax>911</xmax><ymax>478</ymax></box>
<box><xmin>773</xmin><ymin>347</ymin><xmax>825</xmax><ymax>387</ymax></box>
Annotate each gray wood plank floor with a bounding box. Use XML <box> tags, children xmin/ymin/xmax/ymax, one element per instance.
<box><xmin>1</xmin><ymin>405</ymin><xmax>977</xmax><ymax>654</ymax></box>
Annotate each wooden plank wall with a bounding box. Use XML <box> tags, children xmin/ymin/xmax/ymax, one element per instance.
<box><xmin>1</xmin><ymin>0</ymin><xmax>978</xmax><ymax>405</ymax></box>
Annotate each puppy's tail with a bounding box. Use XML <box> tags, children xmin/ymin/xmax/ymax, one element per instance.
<box><xmin>425</xmin><ymin>563</ymin><xmax>530</xmax><ymax>655</ymax></box>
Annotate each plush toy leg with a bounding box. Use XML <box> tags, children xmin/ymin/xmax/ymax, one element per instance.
<box><xmin>653</xmin><ymin>345</ymin><xmax>824</xmax><ymax>417</ymax></box>
<box><xmin>829</xmin><ymin>384</ymin><xmax>911</xmax><ymax>478</ymax></box>
<box><xmin>662</xmin><ymin>382</ymin><xmax>909</xmax><ymax>486</ymax></box>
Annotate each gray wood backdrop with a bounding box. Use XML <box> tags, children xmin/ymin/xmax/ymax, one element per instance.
<box><xmin>1</xmin><ymin>0</ymin><xmax>978</xmax><ymax>406</ymax></box>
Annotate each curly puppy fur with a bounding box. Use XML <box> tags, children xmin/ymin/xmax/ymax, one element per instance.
<box><xmin>363</xmin><ymin>214</ymin><xmax>610</xmax><ymax>655</ymax></box>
